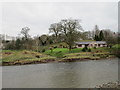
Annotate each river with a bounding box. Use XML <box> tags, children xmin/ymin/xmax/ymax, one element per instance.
<box><xmin>2</xmin><ymin>58</ymin><xmax>118</xmax><ymax>88</ymax></box>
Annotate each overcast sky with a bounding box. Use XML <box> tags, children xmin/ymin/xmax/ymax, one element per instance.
<box><xmin>2</xmin><ymin>2</ymin><xmax>118</xmax><ymax>37</ymax></box>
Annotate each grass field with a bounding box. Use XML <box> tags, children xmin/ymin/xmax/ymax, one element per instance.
<box><xmin>44</xmin><ymin>47</ymin><xmax>114</xmax><ymax>59</ymax></box>
<box><xmin>44</xmin><ymin>48</ymin><xmax>83</xmax><ymax>57</ymax></box>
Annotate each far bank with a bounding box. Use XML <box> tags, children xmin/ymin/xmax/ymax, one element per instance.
<box><xmin>1</xmin><ymin>46</ymin><xmax>119</xmax><ymax>66</ymax></box>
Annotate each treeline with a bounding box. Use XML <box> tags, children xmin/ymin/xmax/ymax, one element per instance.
<box><xmin>93</xmin><ymin>25</ymin><xmax>119</xmax><ymax>45</ymax></box>
<box><xmin>2</xmin><ymin>18</ymin><xmax>120</xmax><ymax>52</ymax></box>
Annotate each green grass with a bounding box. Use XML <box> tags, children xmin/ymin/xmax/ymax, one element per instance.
<box><xmin>44</xmin><ymin>46</ymin><xmax>113</xmax><ymax>59</ymax></box>
<box><xmin>69</xmin><ymin>48</ymin><xmax>83</xmax><ymax>53</ymax></box>
<box><xmin>44</xmin><ymin>47</ymin><xmax>110</xmax><ymax>56</ymax></box>
<box><xmin>44</xmin><ymin>48</ymin><xmax>83</xmax><ymax>57</ymax></box>
<box><xmin>112</xmin><ymin>44</ymin><xmax>120</xmax><ymax>48</ymax></box>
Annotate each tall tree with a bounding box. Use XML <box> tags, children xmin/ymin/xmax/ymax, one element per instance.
<box><xmin>94</xmin><ymin>25</ymin><xmax>100</xmax><ymax>36</ymax></box>
<box><xmin>21</xmin><ymin>27</ymin><xmax>30</xmax><ymax>40</ymax></box>
<box><xmin>60</xmin><ymin>19</ymin><xmax>83</xmax><ymax>51</ymax></box>
<box><xmin>100</xmin><ymin>29</ymin><xmax>118</xmax><ymax>45</ymax></box>
<box><xmin>15</xmin><ymin>38</ymin><xmax>22</xmax><ymax>50</ymax></box>
<box><xmin>49</xmin><ymin>23</ymin><xmax>61</xmax><ymax>43</ymax></box>
<box><xmin>94</xmin><ymin>35</ymin><xmax>99</xmax><ymax>41</ymax></box>
<box><xmin>33</xmin><ymin>36</ymin><xmax>41</xmax><ymax>52</ymax></box>
<box><xmin>20</xmin><ymin>27</ymin><xmax>31</xmax><ymax>49</ymax></box>
<box><xmin>99</xmin><ymin>30</ymin><xmax>104</xmax><ymax>41</ymax></box>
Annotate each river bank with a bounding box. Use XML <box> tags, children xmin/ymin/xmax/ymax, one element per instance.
<box><xmin>2</xmin><ymin>55</ymin><xmax>116</xmax><ymax>66</ymax></box>
<box><xmin>1</xmin><ymin>50</ymin><xmax>117</xmax><ymax>66</ymax></box>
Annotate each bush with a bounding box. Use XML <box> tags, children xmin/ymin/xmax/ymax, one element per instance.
<box><xmin>35</xmin><ymin>55</ymin><xmax>40</xmax><ymax>58</ymax></box>
<box><xmin>34</xmin><ymin>49</ymin><xmax>41</xmax><ymax>52</ymax></box>
<box><xmin>42</xmin><ymin>49</ymin><xmax>46</xmax><ymax>52</ymax></box>
<box><xmin>49</xmin><ymin>40</ymin><xmax>53</xmax><ymax>44</ymax></box>
<box><xmin>88</xmin><ymin>48</ymin><xmax>91</xmax><ymax>52</ymax></box>
<box><xmin>82</xmin><ymin>46</ymin><xmax>88</xmax><ymax>52</ymax></box>
<box><xmin>63</xmin><ymin>46</ymin><xmax>65</xmax><ymax>48</ymax></box>
<box><xmin>85</xmin><ymin>46</ymin><xmax>88</xmax><ymax>50</ymax></box>
<box><xmin>54</xmin><ymin>46</ymin><xmax>57</xmax><ymax>49</ymax></box>
<box><xmin>5</xmin><ymin>43</ymin><xmax>16</xmax><ymax>50</ymax></box>
<box><xmin>94</xmin><ymin>47</ymin><xmax>96</xmax><ymax>49</ymax></box>
<box><xmin>82</xmin><ymin>48</ymin><xmax>86</xmax><ymax>52</ymax></box>
<box><xmin>49</xmin><ymin>47</ymin><xmax>53</xmax><ymax>53</ymax></box>
<box><xmin>59</xmin><ymin>44</ymin><xmax>63</xmax><ymax>48</ymax></box>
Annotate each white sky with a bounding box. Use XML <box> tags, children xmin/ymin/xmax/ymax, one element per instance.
<box><xmin>1</xmin><ymin>2</ymin><xmax>118</xmax><ymax>37</ymax></box>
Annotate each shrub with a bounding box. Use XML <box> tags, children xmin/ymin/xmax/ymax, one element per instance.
<box><xmin>54</xmin><ymin>46</ymin><xmax>57</xmax><ymax>49</ymax></box>
<box><xmin>63</xmin><ymin>46</ymin><xmax>65</xmax><ymax>48</ymax></box>
<box><xmin>82</xmin><ymin>48</ymin><xmax>86</xmax><ymax>52</ymax></box>
<box><xmin>49</xmin><ymin>47</ymin><xmax>53</xmax><ymax>53</ymax></box>
<box><xmin>59</xmin><ymin>44</ymin><xmax>63</xmax><ymax>48</ymax></box>
<box><xmin>82</xmin><ymin>46</ymin><xmax>88</xmax><ymax>52</ymax></box>
<box><xmin>35</xmin><ymin>55</ymin><xmax>40</xmax><ymax>58</ymax></box>
<box><xmin>88</xmin><ymin>48</ymin><xmax>91</xmax><ymax>52</ymax></box>
<box><xmin>5</xmin><ymin>43</ymin><xmax>16</xmax><ymax>50</ymax></box>
<box><xmin>94</xmin><ymin>47</ymin><xmax>96</xmax><ymax>49</ymax></box>
<box><xmin>42</xmin><ymin>49</ymin><xmax>46</xmax><ymax>52</ymax></box>
<box><xmin>49</xmin><ymin>40</ymin><xmax>53</xmax><ymax>44</ymax></box>
<box><xmin>85</xmin><ymin>46</ymin><xmax>88</xmax><ymax>50</ymax></box>
<box><xmin>38</xmin><ymin>50</ymin><xmax>41</xmax><ymax>53</ymax></box>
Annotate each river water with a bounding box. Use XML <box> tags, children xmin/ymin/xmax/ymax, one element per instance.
<box><xmin>2</xmin><ymin>58</ymin><xmax>118</xmax><ymax>88</ymax></box>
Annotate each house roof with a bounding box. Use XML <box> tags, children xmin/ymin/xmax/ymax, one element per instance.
<box><xmin>75</xmin><ymin>41</ymin><xmax>107</xmax><ymax>45</ymax></box>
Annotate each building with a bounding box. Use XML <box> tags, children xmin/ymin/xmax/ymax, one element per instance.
<box><xmin>75</xmin><ymin>41</ymin><xmax>107</xmax><ymax>48</ymax></box>
<box><xmin>0</xmin><ymin>34</ymin><xmax>16</xmax><ymax>41</ymax></box>
<box><xmin>0</xmin><ymin>34</ymin><xmax>17</xmax><ymax>49</ymax></box>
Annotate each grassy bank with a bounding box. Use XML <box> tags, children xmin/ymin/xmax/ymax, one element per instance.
<box><xmin>1</xmin><ymin>45</ymin><xmax>116</xmax><ymax>66</ymax></box>
<box><xmin>44</xmin><ymin>47</ymin><xmax>114</xmax><ymax>57</ymax></box>
<box><xmin>2</xmin><ymin>43</ymin><xmax>119</xmax><ymax>66</ymax></box>
<box><xmin>1</xmin><ymin>50</ymin><xmax>56</xmax><ymax>66</ymax></box>
<box><xmin>44</xmin><ymin>48</ymin><xmax>83</xmax><ymax>57</ymax></box>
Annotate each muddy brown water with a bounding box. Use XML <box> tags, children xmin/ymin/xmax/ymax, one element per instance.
<box><xmin>2</xmin><ymin>58</ymin><xmax>118</xmax><ymax>88</ymax></box>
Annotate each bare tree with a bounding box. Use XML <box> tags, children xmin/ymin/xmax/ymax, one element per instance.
<box><xmin>102</xmin><ymin>29</ymin><xmax>118</xmax><ymax>45</ymax></box>
<box><xmin>21</xmin><ymin>27</ymin><xmax>30</xmax><ymax>40</ymax></box>
<box><xmin>33</xmin><ymin>36</ymin><xmax>40</xmax><ymax>52</ymax></box>
<box><xmin>20</xmin><ymin>27</ymin><xmax>31</xmax><ymax>49</ymax></box>
<box><xmin>49</xmin><ymin>23</ymin><xmax>61</xmax><ymax>43</ymax></box>
<box><xmin>60</xmin><ymin>19</ymin><xmax>83</xmax><ymax>51</ymax></box>
<box><xmin>94</xmin><ymin>25</ymin><xmax>100</xmax><ymax>36</ymax></box>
